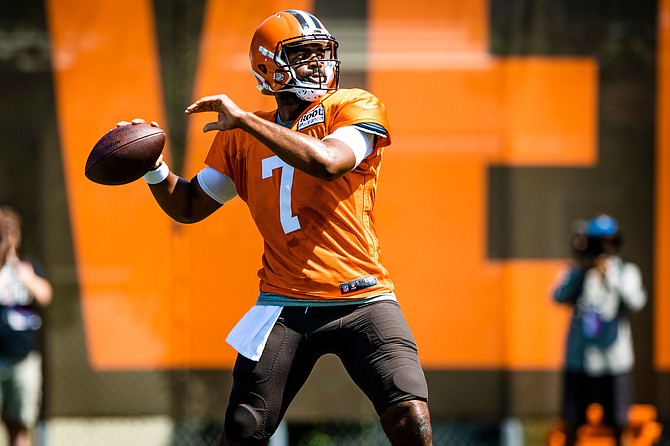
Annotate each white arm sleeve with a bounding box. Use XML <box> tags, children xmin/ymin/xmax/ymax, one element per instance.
<box><xmin>196</xmin><ymin>167</ymin><xmax>237</xmax><ymax>204</ymax></box>
<box><xmin>323</xmin><ymin>126</ymin><xmax>375</xmax><ymax>168</ymax></box>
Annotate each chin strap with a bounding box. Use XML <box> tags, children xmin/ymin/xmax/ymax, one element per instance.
<box><xmin>279</xmin><ymin>85</ymin><xmax>327</xmax><ymax>102</ymax></box>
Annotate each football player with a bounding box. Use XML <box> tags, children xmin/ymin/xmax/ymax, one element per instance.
<box><xmin>130</xmin><ymin>9</ymin><xmax>432</xmax><ymax>446</ymax></box>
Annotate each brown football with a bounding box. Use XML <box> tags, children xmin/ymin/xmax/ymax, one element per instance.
<box><xmin>85</xmin><ymin>123</ymin><xmax>166</xmax><ymax>185</ymax></box>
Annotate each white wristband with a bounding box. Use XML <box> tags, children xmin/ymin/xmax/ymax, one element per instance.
<box><xmin>143</xmin><ymin>162</ymin><xmax>170</xmax><ymax>184</ymax></box>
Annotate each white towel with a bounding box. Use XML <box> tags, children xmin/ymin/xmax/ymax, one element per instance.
<box><xmin>226</xmin><ymin>305</ymin><xmax>283</xmax><ymax>361</ymax></box>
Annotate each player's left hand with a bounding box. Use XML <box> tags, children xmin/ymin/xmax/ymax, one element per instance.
<box><xmin>111</xmin><ymin>119</ymin><xmax>163</xmax><ymax>169</ymax></box>
<box><xmin>184</xmin><ymin>94</ymin><xmax>245</xmax><ymax>133</ymax></box>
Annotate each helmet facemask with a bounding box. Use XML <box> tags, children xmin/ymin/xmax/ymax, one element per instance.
<box><xmin>271</xmin><ymin>35</ymin><xmax>340</xmax><ymax>102</ymax></box>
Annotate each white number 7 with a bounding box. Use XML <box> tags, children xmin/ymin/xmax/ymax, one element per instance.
<box><xmin>262</xmin><ymin>156</ymin><xmax>301</xmax><ymax>234</ymax></box>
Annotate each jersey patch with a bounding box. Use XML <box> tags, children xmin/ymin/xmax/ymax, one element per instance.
<box><xmin>297</xmin><ymin>105</ymin><xmax>325</xmax><ymax>130</ymax></box>
<box><xmin>339</xmin><ymin>275</ymin><xmax>378</xmax><ymax>294</ymax></box>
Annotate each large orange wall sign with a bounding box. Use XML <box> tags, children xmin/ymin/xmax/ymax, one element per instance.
<box><xmin>369</xmin><ymin>0</ymin><xmax>597</xmax><ymax>368</ymax></box>
<box><xmin>46</xmin><ymin>0</ymin><xmax>309</xmax><ymax>369</ymax></box>
<box><xmin>656</xmin><ymin>0</ymin><xmax>670</xmax><ymax>371</ymax></box>
<box><xmin>48</xmin><ymin>0</ymin><xmax>600</xmax><ymax>370</ymax></box>
<box><xmin>46</xmin><ymin>0</ymin><xmax>175</xmax><ymax>368</ymax></box>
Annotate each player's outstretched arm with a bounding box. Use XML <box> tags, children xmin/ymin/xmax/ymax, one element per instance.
<box><xmin>185</xmin><ymin>94</ymin><xmax>357</xmax><ymax>181</ymax></box>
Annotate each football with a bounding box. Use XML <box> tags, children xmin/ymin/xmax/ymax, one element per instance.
<box><xmin>85</xmin><ymin>123</ymin><xmax>166</xmax><ymax>185</ymax></box>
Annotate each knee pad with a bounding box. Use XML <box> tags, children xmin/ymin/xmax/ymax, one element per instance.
<box><xmin>392</xmin><ymin>366</ymin><xmax>429</xmax><ymax>400</ymax></box>
<box><xmin>226</xmin><ymin>403</ymin><xmax>265</xmax><ymax>440</ymax></box>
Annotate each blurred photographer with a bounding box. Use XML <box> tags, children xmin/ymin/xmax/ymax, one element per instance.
<box><xmin>0</xmin><ymin>207</ymin><xmax>52</xmax><ymax>446</ymax></box>
<box><xmin>553</xmin><ymin>215</ymin><xmax>646</xmax><ymax>446</ymax></box>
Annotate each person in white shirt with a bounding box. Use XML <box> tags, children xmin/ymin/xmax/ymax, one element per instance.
<box><xmin>0</xmin><ymin>206</ymin><xmax>53</xmax><ymax>446</ymax></box>
<box><xmin>553</xmin><ymin>215</ymin><xmax>646</xmax><ymax>446</ymax></box>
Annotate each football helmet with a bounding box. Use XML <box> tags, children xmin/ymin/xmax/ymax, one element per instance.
<box><xmin>250</xmin><ymin>10</ymin><xmax>340</xmax><ymax>102</ymax></box>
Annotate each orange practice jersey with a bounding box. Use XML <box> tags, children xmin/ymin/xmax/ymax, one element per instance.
<box><xmin>205</xmin><ymin>88</ymin><xmax>394</xmax><ymax>300</ymax></box>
